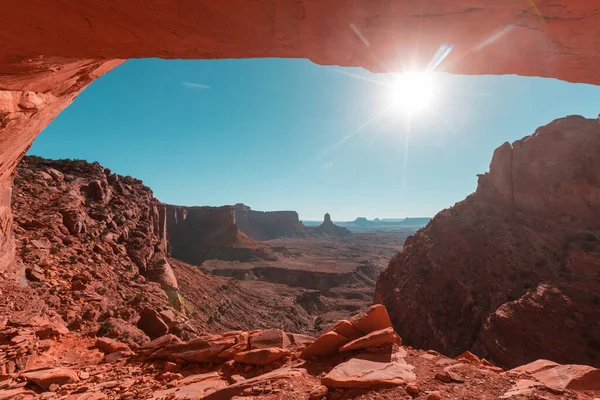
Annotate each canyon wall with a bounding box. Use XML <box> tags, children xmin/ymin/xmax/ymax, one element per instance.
<box><xmin>2</xmin><ymin>1</ymin><xmax>600</xmax><ymax>275</ymax></box>
<box><xmin>375</xmin><ymin>115</ymin><xmax>600</xmax><ymax>368</ymax></box>
<box><xmin>233</xmin><ymin>203</ymin><xmax>308</xmax><ymax>240</ymax></box>
<box><xmin>166</xmin><ymin>205</ymin><xmax>274</xmax><ymax>265</ymax></box>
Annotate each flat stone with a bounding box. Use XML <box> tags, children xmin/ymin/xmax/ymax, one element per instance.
<box><xmin>339</xmin><ymin>327</ymin><xmax>400</xmax><ymax>352</ymax></box>
<box><xmin>249</xmin><ymin>329</ymin><xmax>290</xmax><ymax>350</ymax></box>
<box><xmin>0</xmin><ymin>387</ymin><xmax>36</xmax><ymax>400</ymax></box>
<box><xmin>137</xmin><ymin>334</ymin><xmax>179</xmax><ymax>355</ymax></box>
<box><xmin>204</xmin><ymin>368</ymin><xmax>309</xmax><ymax>400</ymax></box>
<box><xmin>532</xmin><ymin>364</ymin><xmax>600</xmax><ymax>391</ymax></box>
<box><xmin>152</xmin><ymin>377</ymin><xmax>226</xmax><ymax>399</ymax></box>
<box><xmin>322</xmin><ymin>353</ymin><xmax>416</xmax><ymax>389</ymax></box>
<box><xmin>500</xmin><ymin>379</ymin><xmax>545</xmax><ymax>398</ymax></box>
<box><xmin>95</xmin><ymin>337</ymin><xmax>131</xmax><ymax>354</ymax></box>
<box><xmin>300</xmin><ymin>331</ymin><xmax>351</xmax><ymax>359</ymax></box>
<box><xmin>21</xmin><ymin>367</ymin><xmax>79</xmax><ymax>390</ymax></box>
<box><xmin>234</xmin><ymin>348</ymin><xmax>291</xmax><ymax>365</ymax></box>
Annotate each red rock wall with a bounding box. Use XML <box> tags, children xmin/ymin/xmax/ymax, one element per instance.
<box><xmin>233</xmin><ymin>204</ymin><xmax>308</xmax><ymax>240</ymax></box>
<box><xmin>1</xmin><ymin>1</ymin><xmax>600</xmax><ymax>275</ymax></box>
<box><xmin>166</xmin><ymin>205</ymin><xmax>273</xmax><ymax>265</ymax></box>
<box><xmin>375</xmin><ymin>115</ymin><xmax>600</xmax><ymax>368</ymax></box>
<box><xmin>0</xmin><ymin>58</ymin><xmax>122</xmax><ymax>277</ymax></box>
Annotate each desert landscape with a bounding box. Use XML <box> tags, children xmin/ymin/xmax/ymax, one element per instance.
<box><xmin>1</xmin><ymin>2</ymin><xmax>600</xmax><ymax>400</ymax></box>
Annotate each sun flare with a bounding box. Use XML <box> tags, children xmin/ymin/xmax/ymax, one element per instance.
<box><xmin>389</xmin><ymin>71</ymin><xmax>434</xmax><ymax>114</ymax></box>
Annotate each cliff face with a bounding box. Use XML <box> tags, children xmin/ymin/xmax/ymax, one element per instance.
<box><xmin>233</xmin><ymin>203</ymin><xmax>308</xmax><ymax>240</ymax></box>
<box><xmin>166</xmin><ymin>204</ymin><xmax>274</xmax><ymax>265</ymax></box>
<box><xmin>11</xmin><ymin>156</ymin><xmax>184</xmax><ymax>337</ymax></box>
<box><xmin>375</xmin><ymin>115</ymin><xmax>600</xmax><ymax>368</ymax></box>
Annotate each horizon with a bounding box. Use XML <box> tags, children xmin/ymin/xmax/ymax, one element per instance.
<box><xmin>27</xmin><ymin>58</ymin><xmax>600</xmax><ymax>221</ymax></box>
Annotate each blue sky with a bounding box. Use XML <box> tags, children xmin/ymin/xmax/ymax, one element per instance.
<box><xmin>29</xmin><ymin>58</ymin><xmax>600</xmax><ymax>220</ymax></box>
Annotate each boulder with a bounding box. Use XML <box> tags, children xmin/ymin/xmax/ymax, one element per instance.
<box><xmin>511</xmin><ymin>360</ymin><xmax>600</xmax><ymax>391</ymax></box>
<box><xmin>137</xmin><ymin>308</ymin><xmax>169</xmax><ymax>339</ymax></box>
<box><xmin>325</xmin><ymin>319</ymin><xmax>363</xmax><ymax>340</ymax></box>
<box><xmin>286</xmin><ymin>333</ymin><xmax>316</xmax><ymax>350</ymax></box>
<box><xmin>249</xmin><ymin>329</ymin><xmax>290</xmax><ymax>349</ymax></box>
<box><xmin>300</xmin><ymin>331</ymin><xmax>351</xmax><ymax>359</ymax></box>
<box><xmin>339</xmin><ymin>327</ymin><xmax>400</xmax><ymax>352</ymax></box>
<box><xmin>21</xmin><ymin>367</ymin><xmax>79</xmax><ymax>390</ymax></box>
<box><xmin>322</xmin><ymin>353</ymin><xmax>416</xmax><ymax>388</ymax></box>
<box><xmin>234</xmin><ymin>347</ymin><xmax>291</xmax><ymax>365</ymax></box>
<box><xmin>349</xmin><ymin>304</ymin><xmax>393</xmax><ymax>335</ymax></box>
<box><xmin>150</xmin><ymin>336</ymin><xmax>236</xmax><ymax>363</ymax></box>
<box><xmin>95</xmin><ymin>337</ymin><xmax>131</xmax><ymax>354</ymax></box>
<box><xmin>137</xmin><ymin>334</ymin><xmax>180</xmax><ymax>355</ymax></box>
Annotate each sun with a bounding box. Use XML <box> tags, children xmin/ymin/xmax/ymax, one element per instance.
<box><xmin>389</xmin><ymin>71</ymin><xmax>434</xmax><ymax>114</ymax></box>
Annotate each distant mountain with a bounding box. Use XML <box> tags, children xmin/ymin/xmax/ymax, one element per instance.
<box><xmin>339</xmin><ymin>217</ymin><xmax>431</xmax><ymax>231</ymax></box>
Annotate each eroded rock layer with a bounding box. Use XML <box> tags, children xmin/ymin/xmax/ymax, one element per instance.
<box><xmin>166</xmin><ymin>205</ymin><xmax>274</xmax><ymax>265</ymax></box>
<box><xmin>234</xmin><ymin>203</ymin><xmax>308</xmax><ymax>240</ymax></box>
<box><xmin>375</xmin><ymin>115</ymin><xmax>600</xmax><ymax>368</ymax></box>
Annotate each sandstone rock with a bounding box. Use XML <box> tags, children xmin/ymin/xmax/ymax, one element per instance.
<box><xmin>233</xmin><ymin>348</ymin><xmax>291</xmax><ymax>365</ymax></box>
<box><xmin>339</xmin><ymin>327</ymin><xmax>400</xmax><ymax>352</ymax></box>
<box><xmin>249</xmin><ymin>329</ymin><xmax>290</xmax><ymax>350</ymax></box>
<box><xmin>137</xmin><ymin>308</ymin><xmax>169</xmax><ymax>339</ymax></box>
<box><xmin>204</xmin><ymin>368</ymin><xmax>309</xmax><ymax>400</ymax></box>
<box><xmin>94</xmin><ymin>337</ymin><xmax>131</xmax><ymax>354</ymax></box>
<box><xmin>152</xmin><ymin>374</ymin><xmax>226</xmax><ymax>400</ymax></box>
<box><xmin>322</xmin><ymin>353</ymin><xmax>416</xmax><ymax>388</ymax></box>
<box><xmin>300</xmin><ymin>331</ymin><xmax>351</xmax><ymax>359</ymax></box>
<box><xmin>35</xmin><ymin>323</ymin><xmax>69</xmax><ymax>339</ymax></box>
<box><xmin>500</xmin><ymin>379</ymin><xmax>547</xmax><ymax>399</ymax></box>
<box><xmin>455</xmin><ymin>351</ymin><xmax>481</xmax><ymax>364</ymax></box>
<box><xmin>309</xmin><ymin>385</ymin><xmax>329</xmax><ymax>399</ymax></box>
<box><xmin>426</xmin><ymin>391</ymin><xmax>442</xmax><ymax>400</ymax></box>
<box><xmin>137</xmin><ymin>334</ymin><xmax>180</xmax><ymax>355</ymax></box>
<box><xmin>99</xmin><ymin>318</ymin><xmax>149</xmax><ymax>346</ymax></box>
<box><xmin>166</xmin><ymin>205</ymin><xmax>273</xmax><ymax>265</ymax></box>
<box><xmin>21</xmin><ymin>367</ymin><xmax>79</xmax><ymax>390</ymax></box>
<box><xmin>233</xmin><ymin>204</ymin><xmax>308</xmax><ymax>240</ymax></box>
<box><xmin>286</xmin><ymin>333</ymin><xmax>316</xmax><ymax>350</ymax></box>
<box><xmin>215</xmin><ymin>332</ymin><xmax>249</xmax><ymax>361</ymax></box>
<box><xmin>46</xmin><ymin>168</ymin><xmax>63</xmax><ymax>182</ymax></box>
<box><xmin>510</xmin><ymin>360</ymin><xmax>600</xmax><ymax>391</ymax></box>
<box><xmin>0</xmin><ymin>387</ymin><xmax>36</xmax><ymax>400</ymax></box>
<box><xmin>375</xmin><ymin>116</ymin><xmax>600</xmax><ymax>368</ymax></box>
<box><xmin>151</xmin><ymin>336</ymin><xmax>236</xmax><ymax>363</ymax></box>
<box><xmin>349</xmin><ymin>305</ymin><xmax>393</xmax><ymax>335</ymax></box>
<box><xmin>324</xmin><ymin>320</ymin><xmax>363</xmax><ymax>340</ymax></box>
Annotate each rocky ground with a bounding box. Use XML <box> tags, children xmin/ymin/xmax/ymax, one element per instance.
<box><xmin>1</xmin><ymin>304</ymin><xmax>599</xmax><ymax>399</ymax></box>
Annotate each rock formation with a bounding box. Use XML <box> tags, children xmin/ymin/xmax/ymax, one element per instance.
<box><xmin>375</xmin><ymin>115</ymin><xmax>600</xmax><ymax>368</ymax></box>
<box><xmin>10</xmin><ymin>156</ymin><xmax>187</xmax><ymax>334</ymax></box>
<box><xmin>166</xmin><ymin>205</ymin><xmax>275</xmax><ymax>265</ymax></box>
<box><xmin>233</xmin><ymin>203</ymin><xmax>308</xmax><ymax>240</ymax></box>
<box><xmin>1</xmin><ymin>1</ymin><xmax>600</xmax><ymax>276</ymax></box>
<box><xmin>311</xmin><ymin>213</ymin><xmax>352</xmax><ymax>237</ymax></box>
